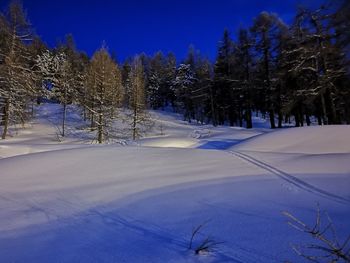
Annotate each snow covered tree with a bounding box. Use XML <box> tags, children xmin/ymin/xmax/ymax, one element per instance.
<box><xmin>147</xmin><ymin>51</ymin><xmax>166</xmax><ymax>109</ymax></box>
<box><xmin>0</xmin><ymin>1</ymin><xmax>37</xmax><ymax>139</ymax></box>
<box><xmin>58</xmin><ymin>34</ymin><xmax>90</xmax><ymax>121</ymax></box>
<box><xmin>163</xmin><ymin>52</ymin><xmax>177</xmax><ymax>109</ymax></box>
<box><xmin>281</xmin><ymin>6</ymin><xmax>348</xmax><ymax>126</ymax></box>
<box><xmin>172</xmin><ymin>63</ymin><xmax>196</xmax><ymax>122</ymax></box>
<box><xmin>36</xmin><ymin>50</ymin><xmax>75</xmax><ymax>137</ymax></box>
<box><xmin>85</xmin><ymin>47</ymin><xmax>123</xmax><ymax>143</ymax></box>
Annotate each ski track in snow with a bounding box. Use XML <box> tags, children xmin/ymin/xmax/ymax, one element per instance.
<box><xmin>228</xmin><ymin>150</ymin><xmax>350</xmax><ymax>205</ymax></box>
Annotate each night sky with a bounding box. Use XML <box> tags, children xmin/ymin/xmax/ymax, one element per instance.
<box><xmin>2</xmin><ymin>0</ymin><xmax>324</xmax><ymax>61</ymax></box>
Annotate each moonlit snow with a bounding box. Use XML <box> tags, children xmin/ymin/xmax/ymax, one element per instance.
<box><xmin>0</xmin><ymin>104</ymin><xmax>349</xmax><ymax>263</ymax></box>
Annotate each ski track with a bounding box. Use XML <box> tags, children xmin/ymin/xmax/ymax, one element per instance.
<box><xmin>228</xmin><ymin>150</ymin><xmax>350</xmax><ymax>205</ymax></box>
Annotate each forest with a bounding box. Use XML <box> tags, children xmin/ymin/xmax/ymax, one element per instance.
<box><xmin>0</xmin><ymin>0</ymin><xmax>349</xmax><ymax>143</ymax></box>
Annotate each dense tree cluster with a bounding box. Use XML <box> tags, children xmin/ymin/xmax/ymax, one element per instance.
<box><xmin>127</xmin><ymin>2</ymin><xmax>350</xmax><ymax>128</ymax></box>
<box><xmin>0</xmin><ymin>1</ymin><xmax>349</xmax><ymax>142</ymax></box>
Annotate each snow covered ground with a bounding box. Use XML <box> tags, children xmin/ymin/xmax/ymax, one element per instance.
<box><xmin>0</xmin><ymin>104</ymin><xmax>349</xmax><ymax>262</ymax></box>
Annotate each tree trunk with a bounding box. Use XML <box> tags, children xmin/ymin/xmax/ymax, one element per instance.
<box><xmin>62</xmin><ymin>102</ymin><xmax>67</xmax><ymax>137</ymax></box>
<box><xmin>269</xmin><ymin>110</ymin><xmax>275</xmax><ymax>129</ymax></box>
<box><xmin>324</xmin><ymin>88</ymin><xmax>337</xmax><ymax>124</ymax></box>
<box><xmin>98</xmin><ymin>113</ymin><xmax>103</xmax><ymax>143</ymax></box>
<box><xmin>306</xmin><ymin>113</ymin><xmax>311</xmax><ymax>126</ymax></box>
<box><xmin>90</xmin><ymin>107</ymin><xmax>95</xmax><ymax>130</ymax></box>
<box><xmin>320</xmin><ymin>93</ymin><xmax>328</xmax><ymax>125</ymax></box>
<box><xmin>83</xmin><ymin>106</ymin><xmax>87</xmax><ymax>122</ymax></box>
<box><xmin>31</xmin><ymin>100</ymin><xmax>35</xmax><ymax>118</ymax></box>
<box><xmin>132</xmin><ymin>106</ymin><xmax>137</xmax><ymax>140</ymax></box>
<box><xmin>277</xmin><ymin>111</ymin><xmax>283</xmax><ymax>128</ymax></box>
<box><xmin>1</xmin><ymin>99</ymin><xmax>10</xmax><ymax>139</ymax></box>
<box><xmin>246</xmin><ymin>108</ymin><xmax>252</xmax><ymax>129</ymax></box>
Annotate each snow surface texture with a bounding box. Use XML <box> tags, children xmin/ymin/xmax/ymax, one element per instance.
<box><xmin>0</xmin><ymin>104</ymin><xmax>349</xmax><ymax>263</ymax></box>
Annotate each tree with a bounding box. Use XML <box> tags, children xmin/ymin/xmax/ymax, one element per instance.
<box><xmin>27</xmin><ymin>36</ymin><xmax>48</xmax><ymax>115</ymax></box>
<box><xmin>231</xmin><ymin>28</ymin><xmax>255</xmax><ymax>128</ymax></box>
<box><xmin>213</xmin><ymin>29</ymin><xmax>235</xmax><ymax>125</ymax></box>
<box><xmin>58</xmin><ymin>34</ymin><xmax>90</xmax><ymax>122</ymax></box>
<box><xmin>0</xmin><ymin>1</ymin><xmax>37</xmax><ymax>139</ymax></box>
<box><xmin>251</xmin><ymin>12</ymin><xmax>288</xmax><ymax>129</ymax></box>
<box><xmin>147</xmin><ymin>51</ymin><xmax>166</xmax><ymax>109</ymax></box>
<box><xmin>283</xmin><ymin>6</ymin><xmax>348</xmax><ymax>126</ymax></box>
<box><xmin>332</xmin><ymin>1</ymin><xmax>350</xmax><ymax>124</ymax></box>
<box><xmin>172</xmin><ymin>63</ymin><xmax>196</xmax><ymax>122</ymax></box>
<box><xmin>192</xmin><ymin>56</ymin><xmax>213</xmax><ymax>124</ymax></box>
<box><xmin>129</xmin><ymin>56</ymin><xmax>151</xmax><ymax>140</ymax></box>
<box><xmin>163</xmin><ymin>52</ymin><xmax>177</xmax><ymax>109</ymax></box>
<box><xmin>86</xmin><ymin>47</ymin><xmax>123</xmax><ymax>143</ymax></box>
<box><xmin>36</xmin><ymin>50</ymin><xmax>75</xmax><ymax>137</ymax></box>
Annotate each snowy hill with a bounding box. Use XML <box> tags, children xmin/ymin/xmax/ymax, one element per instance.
<box><xmin>234</xmin><ymin>125</ymin><xmax>350</xmax><ymax>154</ymax></box>
<box><xmin>0</xmin><ymin>104</ymin><xmax>349</xmax><ymax>262</ymax></box>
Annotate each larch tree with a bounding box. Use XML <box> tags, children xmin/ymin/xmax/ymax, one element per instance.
<box><xmin>36</xmin><ymin>49</ymin><xmax>75</xmax><ymax>137</ymax></box>
<box><xmin>129</xmin><ymin>56</ymin><xmax>151</xmax><ymax>140</ymax></box>
<box><xmin>232</xmin><ymin>28</ymin><xmax>255</xmax><ymax>128</ymax></box>
<box><xmin>86</xmin><ymin>47</ymin><xmax>123</xmax><ymax>143</ymax></box>
<box><xmin>192</xmin><ymin>55</ymin><xmax>213</xmax><ymax>125</ymax></box>
<box><xmin>251</xmin><ymin>12</ymin><xmax>288</xmax><ymax>129</ymax></box>
<box><xmin>0</xmin><ymin>1</ymin><xmax>38</xmax><ymax>139</ymax></box>
<box><xmin>59</xmin><ymin>34</ymin><xmax>90</xmax><ymax>122</ymax></box>
<box><xmin>213</xmin><ymin>29</ymin><xmax>235</xmax><ymax>125</ymax></box>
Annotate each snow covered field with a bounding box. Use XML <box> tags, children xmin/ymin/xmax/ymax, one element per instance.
<box><xmin>0</xmin><ymin>104</ymin><xmax>349</xmax><ymax>262</ymax></box>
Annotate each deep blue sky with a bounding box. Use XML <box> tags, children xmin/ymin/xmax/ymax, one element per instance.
<box><xmin>2</xmin><ymin>0</ymin><xmax>324</xmax><ymax>61</ymax></box>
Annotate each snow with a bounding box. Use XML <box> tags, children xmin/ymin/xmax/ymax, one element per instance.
<box><xmin>0</xmin><ymin>103</ymin><xmax>349</xmax><ymax>262</ymax></box>
<box><xmin>234</xmin><ymin>125</ymin><xmax>350</xmax><ymax>154</ymax></box>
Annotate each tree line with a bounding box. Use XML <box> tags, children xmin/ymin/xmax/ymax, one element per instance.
<box><xmin>0</xmin><ymin>1</ymin><xmax>349</xmax><ymax>142</ymax></box>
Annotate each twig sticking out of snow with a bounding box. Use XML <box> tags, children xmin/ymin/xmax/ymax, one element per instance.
<box><xmin>188</xmin><ymin>221</ymin><xmax>223</xmax><ymax>255</ymax></box>
<box><xmin>283</xmin><ymin>205</ymin><xmax>350</xmax><ymax>262</ymax></box>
